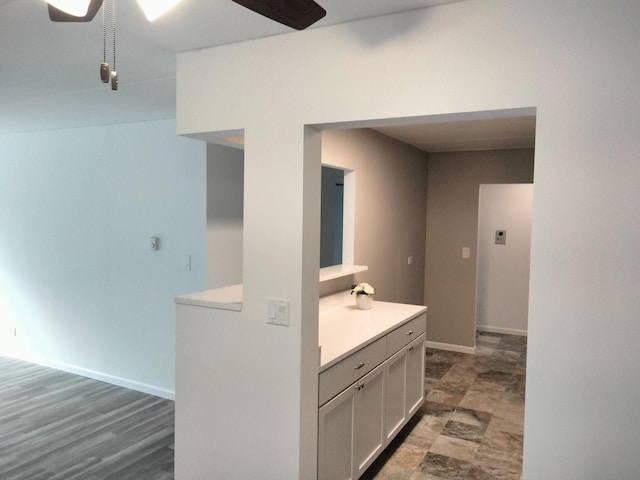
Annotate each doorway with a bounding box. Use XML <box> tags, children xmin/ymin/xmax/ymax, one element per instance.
<box><xmin>476</xmin><ymin>184</ymin><xmax>533</xmax><ymax>336</ymax></box>
<box><xmin>315</xmin><ymin>107</ymin><xmax>536</xmax><ymax>349</ymax></box>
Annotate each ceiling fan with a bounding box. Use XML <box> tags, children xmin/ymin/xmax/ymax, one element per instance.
<box><xmin>46</xmin><ymin>0</ymin><xmax>325</xmax><ymax>91</ymax></box>
<box><xmin>47</xmin><ymin>0</ymin><xmax>327</xmax><ymax>30</ymax></box>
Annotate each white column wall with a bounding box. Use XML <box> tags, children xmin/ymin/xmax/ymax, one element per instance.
<box><xmin>176</xmin><ymin>1</ymin><xmax>640</xmax><ymax>478</ymax></box>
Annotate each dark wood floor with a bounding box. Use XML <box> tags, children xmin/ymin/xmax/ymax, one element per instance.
<box><xmin>0</xmin><ymin>356</ymin><xmax>174</xmax><ymax>480</ymax></box>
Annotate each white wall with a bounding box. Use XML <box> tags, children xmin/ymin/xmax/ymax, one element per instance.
<box><xmin>476</xmin><ymin>184</ymin><xmax>533</xmax><ymax>336</ymax></box>
<box><xmin>0</xmin><ymin>119</ymin><xmax>206</xmax><ymax>398</ymax></box>
<box><xmin>177</xmin><ymin>1</ymin><xmax>640</xmax><ymax>478</ymax></box>
<box><xmin>206</xmin><ymin>143</ymin><xmax>243</xmax><ymax>289</ymax></box>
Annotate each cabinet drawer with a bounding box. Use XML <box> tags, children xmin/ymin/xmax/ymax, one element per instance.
<box><xmin>386</xmin><ymin>313</ymin><xmax>426</xmax><ymax>356</ymax></box>
<box><xmin>319</xmin><ymin>336</ymin><xmax>386</xmax><ymax>406</ymax></box>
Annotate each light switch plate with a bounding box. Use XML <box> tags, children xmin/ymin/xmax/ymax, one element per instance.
<box><xmin>495</xmin><ymin>230</ymin><xmax>507</xmax><ymax>245</ymax></box>
<box><xmin>267</xmin><ymin>297</ymin><xmax>290</xmax><ymax>327</ymax></box>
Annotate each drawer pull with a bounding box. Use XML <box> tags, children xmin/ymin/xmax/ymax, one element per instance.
<box><xmin>354</xmin><ymin>362</ymin><xmax>365</xmax><ymax>370</ymax></box>
<box><xmin>406</xmin><ymin>330</ymin><xmax>414</xmax><ymax>336</ymax></box>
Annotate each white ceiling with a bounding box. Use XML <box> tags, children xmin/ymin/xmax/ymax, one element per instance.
<box><xmin>0</xmin><ymin>0</ymin><xmax>535</xmax><ymax>151</ymax></box>
<box><xmin>373</xmin><ymin>115</ymin><xmax>536</xmax><ymax>152</ymax></box>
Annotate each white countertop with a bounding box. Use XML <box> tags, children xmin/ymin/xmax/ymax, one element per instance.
<box><xmin>319</xmin><ymin>264</ymin><xmax>368</xmax><ymax>282</ymax></box>
<box><xmin>319</xmin><ymin>292</ymin><xmax>427</xmax><ymax>371</ymax></box>
<box><xmin>175</xmin><ymin>287</ymin><xmax>427</xmax><ymax>370</ymax></box>
<box><xmin>173</xmin><ymin>264</ymin><xmax>367</xmax><ymax>311</ymax></box>
<box><xmin>174</xmin><ymin>284</ymin><xmax>242</xmax><ymax>311</ymax></box>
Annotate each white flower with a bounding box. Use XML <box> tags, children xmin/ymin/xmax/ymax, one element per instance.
<box><xmin>351</xmin><ymin>282</ymin><xmax>376</xmax><ymax>296</ymax></box>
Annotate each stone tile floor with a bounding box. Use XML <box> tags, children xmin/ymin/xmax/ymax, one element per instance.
<box><xmin>361</xmin><ymin>332</ymin><xmax>526</xmax><ymax>480</ymax></box>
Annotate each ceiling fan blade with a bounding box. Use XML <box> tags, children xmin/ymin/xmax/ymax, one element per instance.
<box><xmin>231</xmin><ymin>0</ymin><xmax>326</xmax><ymax>30</ymax></box>
<box><xmin>48</xmin><ymin>0</ymin><xmax>103</xmax><ymax>22</ymax></box>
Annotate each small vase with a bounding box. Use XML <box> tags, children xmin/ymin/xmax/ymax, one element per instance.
<box><xmin>355</xmin><ymin>294</ymin><xmax>373</xmax><ymax>310</ymax></box>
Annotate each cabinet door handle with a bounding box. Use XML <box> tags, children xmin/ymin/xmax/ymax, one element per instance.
<box><xmin>406</xmin><ymin>330</ymin><xmax>414</xmax><ymax>336</ymax></box>
<box><xmin>407</xmin><ymin>346</ymin><xmax>414</xmax><ymax>352</ymax></box>
<box><xmin>355</xmin><ymin>382</ymin><xmax>365</xmax><ymax>391</ymax></box>
<box><xmin>354</xmin><ymin>362</ymin><xmax>365</xmax><ymax>370</ymax></box>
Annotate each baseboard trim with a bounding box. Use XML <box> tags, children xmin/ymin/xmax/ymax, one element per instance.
<box><xmin>3</xmin><ymin>352</ymin><xmax>175</xmax><ymax>401</ymax></box>
<box><xmin>425</xmin><ymin>341</ymin><xmax>476</xmax><ymax>355</ymax></box>
<box><xmin>476</xmin><ymin>325</ymin><xmax>528</xmax><ymax>337</ymax></box>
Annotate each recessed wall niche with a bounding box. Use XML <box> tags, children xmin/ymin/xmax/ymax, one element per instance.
<box><xmin>320</xmin><ymin>166</ymin><xmax>344</xmax><ymax>268</ymax></box>
<box><xmin>206</xmin><ymin>142</ymin><xmax>244</xmax><ymax>289</ymax></box>
<box><xmin>320</xmin><ymin>164</ymin><xmax>355</xmax><ymax>270</ymax></box>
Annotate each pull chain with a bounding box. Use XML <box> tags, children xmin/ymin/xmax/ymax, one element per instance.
<box><xmin>99</xmin><ymin>0</ymin><xmax>108</xmax><ymax>82</ymax></box>
<box><xmin>110</xmin><ymin>0</ymin><xmax>118</xmax><ymax>90</ymax></box>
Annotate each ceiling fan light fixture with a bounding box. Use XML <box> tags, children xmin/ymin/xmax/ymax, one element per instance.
<box><xmin>46</xmin><ymin>0</ymin><xmax>92</xmax><ymax>17</ymax></box>
<box><xmin>136</xmin><ymin>0</ymin><xmax>182</xmax><ymax>22</ymax></box>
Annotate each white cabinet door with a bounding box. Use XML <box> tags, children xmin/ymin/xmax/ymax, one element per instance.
<box><xmin>384</xmin><ymin>333</ymin><xmax>426</xmax><ymax>445</ymax></box>
<box><xmin>319</xmin><ymin>364</ymin><xmax>386</xmax><ymax>480</ymax></box>
<box><xmin>384</xmin><ymin>348</ymin><xmax>407</xmax><ymax>443</ymax></box>
<box><xmin>405</xmin><ymin>334</ymin><xmax>426</xmax><ymax>417</ymax></box>
<box><xmin>353</xmin><ymin>366</ymin><xmax>385</xmax><ymax>478</ymax></box>
<box><xmin>318</xmin><ymin>385</ymin><xmax>355</xmax><ymax>480</ymax></box>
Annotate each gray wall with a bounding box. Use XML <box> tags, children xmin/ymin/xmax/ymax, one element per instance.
<box><xmin>425</xmin><ymin>149</ymin><xmax>534</xmax><ymax>347</ymax></box>
<box><xmin>206</xmin><ymin>143</ymin><xmax>244</xmax><ymax>289</ymax></box>
<box><xmin>321</xmin><ymin>128</ymin><xmax>428</xmax><ymax>305</ymax></box>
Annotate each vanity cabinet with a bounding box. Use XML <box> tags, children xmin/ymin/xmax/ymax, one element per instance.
<box><xmin>318</xmin><ymin>310</ymin><xmax>427</xmax><ymax>480</ymax></box>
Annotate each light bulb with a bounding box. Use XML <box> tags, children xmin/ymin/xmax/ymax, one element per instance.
<box><xmin>46</xmin><ymin>0</ymin><xmax>91</xmax><ymax>17</ymax></box>
<box><xmin>136</xmin><ymin>0</ymin><xmax>182</xmax><ymax>22</ymax></box>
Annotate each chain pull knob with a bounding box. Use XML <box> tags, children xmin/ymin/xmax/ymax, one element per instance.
<box><xmin>111</xmin><ymin>70</ymin><xmax>118</xmax><ymax>90</ymax></box>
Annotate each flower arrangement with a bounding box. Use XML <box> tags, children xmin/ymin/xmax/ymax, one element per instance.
<box><xmin>351</xmin><ymin>282</ymin><xmax>376</xmax><ymax>296</ymax></box>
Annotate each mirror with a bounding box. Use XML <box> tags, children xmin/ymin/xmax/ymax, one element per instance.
<box><xmin>320</xmin><ymin>166</ymin><xmax>345</xmax><ymax>268</ymax></box>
